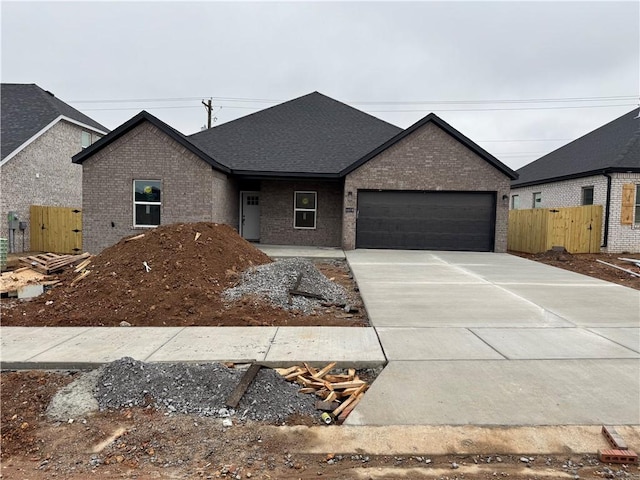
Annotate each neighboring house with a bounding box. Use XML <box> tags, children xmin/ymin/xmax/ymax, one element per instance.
<box><xmin>511</xmin><ymin>108</ymin><xmax>640</xmax><ymax>253</ymax></box>
<box><xmin>0</xmin><ymin>83</ymin><xmax>108</xmax><ymax>252</ymax></box>
<box><xmin>73</xmin><ymin>92</ymin><xmax>517</xmax><ymax>253</ymax></box>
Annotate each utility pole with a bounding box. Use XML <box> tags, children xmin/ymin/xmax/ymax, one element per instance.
<box><xmin>202</xmin><ymin>98</ymin><xmax>213</xmax><ymax>129</ymax></box>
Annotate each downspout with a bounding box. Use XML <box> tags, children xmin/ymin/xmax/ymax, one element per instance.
<box><xmin>602</xmin><ymin>172</ymin><xmax>612</xmax><ymax>248</ymax></box>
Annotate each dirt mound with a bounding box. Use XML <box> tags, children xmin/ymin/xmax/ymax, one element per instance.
<box><xmin>1</xmin><ymin>223</ymin><xmax>368</xmax><ymax>327</ymax></box>
<box><xmin>2</xmin><ymin>223</ymin><xmax>273</xmax><ymax>326</ymax></box>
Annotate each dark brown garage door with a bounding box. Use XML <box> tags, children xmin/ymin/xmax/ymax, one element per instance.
<box><xmin>356</xmin><ymin>191</ymin><xmax>496</xmax><ymax>251</ymax></box>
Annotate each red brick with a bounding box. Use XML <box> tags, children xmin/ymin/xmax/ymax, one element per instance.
<box><xmin>602</xmin><ymin>425</ymin><xmax>628</xmax><ymax>450</ymax></box>
<box><xmin>598</xmin><ymin>449</ymin><xmax>637</xmax><ymax>464</ymax></box>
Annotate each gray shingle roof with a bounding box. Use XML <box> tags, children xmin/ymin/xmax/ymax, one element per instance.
<box><xmin>1</xmin><ymin>83</ymin><xmax>109</xmax><ymax>161</ymax></box>
<box><xmin>188</xmin><ymin>92</ymin><xmax>402</xmax><ymax>176</ymax></box>
<box><xmin>513</xmin><ymin>108</ymin><xmax>640</xmax><ymax>187</ymax></box>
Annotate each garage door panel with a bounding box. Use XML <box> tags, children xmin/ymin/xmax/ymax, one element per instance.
<box><xmin>356</xmin><ymin>191</ymin><xmax>496</xmax><ymax>251</ymax></box>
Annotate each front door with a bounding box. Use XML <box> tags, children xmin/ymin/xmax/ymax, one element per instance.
<box><xmin>240</xmin><ymin>191</ymin><xmax>260</xmax><ymax>241</ymax></box>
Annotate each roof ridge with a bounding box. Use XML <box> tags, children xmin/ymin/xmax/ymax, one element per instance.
<box><xmin>611</xmin><ymin>111</ymin><xmax>640</xmax><ymax>167</ymax></box>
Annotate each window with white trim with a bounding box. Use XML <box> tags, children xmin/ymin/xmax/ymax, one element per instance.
<box><xmin>511</xmin><ymin>194</ymin><xmax>520</xmax><ymax>209</ymax></box>
<box><xmin>81</xmin><ymin>131</ymin><xmax>91</xmax><ymax>149</ymax></box>
<box><xmin>582</xmin><ymin>186</ymin><xmax>594</xmax><ymax>206</ymax></box>
<box><xmin>533</xmin><ymin>192</ymin><xmax>542</xmax><ymax>208</ymax></box>
<box><xmin>134</xmin><ymin>180</ymin><xmax>161</xmax><ymax>227</ymax></box>
<box><xmin>294</xmin><ymin>191</ymin><xmax>317</xmax><ymax>229</ymax></box>
<box><xmin>635</xmin><ymin>185</ymin><xmax>640</xmax><ymax>225</ymax></box>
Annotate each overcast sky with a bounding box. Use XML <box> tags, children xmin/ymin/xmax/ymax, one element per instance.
<box><xmin>1</xmin><ymin>1</ymin><xmax>638</xmax><ymax>170</ymax></box>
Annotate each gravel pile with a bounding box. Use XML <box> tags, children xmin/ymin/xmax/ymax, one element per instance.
<box><xmin>224</xmin><ymin>258</ymin><xmax>348</xmax><ymax>314</ymax></box>
<box><xmin>95</xmin><ymin>357</ymin><xmax>318</xmax><ymax>424</ymax></box>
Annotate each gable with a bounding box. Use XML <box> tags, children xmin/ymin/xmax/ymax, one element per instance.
<box><xmin>343</xmin><ymin>113</ymin><xmax>517</xmax><ymax>180</ymax></box>
<box><xmin>348</xmin><ymin>122</ymin><xmax>513</xmax><ymax>188</ymax></box>
<box><xmin>1</xmin><ymin>83</ymin><xmax>108</xmax><ymax>163</ymax></box>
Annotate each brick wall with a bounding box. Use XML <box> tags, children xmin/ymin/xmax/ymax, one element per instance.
<box><xmin>342</xmin><ymin>122</ymin><xmax>512</xmax><ymax>251</ymax></box>
<box><xmin>260</xmin><ymin>180</ymin><xmax>343</xmax><ymax>246</ymax></box>
<box><xmin>511</xmin><ymin>173</ymin><xmax>640</xmax><ymax>253</ymax></box>
<box><xmin>0</xmin><ymin>120</ymin><xmax>87</xmax><ymax>253</ymax></box>
<box><xmin>81</xmin><ymin>121</ymin><xmax>236</xmax><ymax>253</ymax></box>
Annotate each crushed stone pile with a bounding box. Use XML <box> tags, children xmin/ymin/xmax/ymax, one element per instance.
<box><xmin>94</xmin><ymin>358</ymin><xmax>318</xmax><ymax>424</ymax></box>
<box><xmin>224</xmin><ymin>258</ymin><xmax>349</xmax><ymax>314</ymax></box>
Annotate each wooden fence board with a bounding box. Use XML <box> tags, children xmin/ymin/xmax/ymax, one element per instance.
<box><xmin>508</xmin><ymin>205</ymin><xmax>602</xmax><ymax>254</ymax></box>
<box><xmin>30</xmin><ymin>205</ymin><xmax>82</xmax><ymax>254</ymax></box>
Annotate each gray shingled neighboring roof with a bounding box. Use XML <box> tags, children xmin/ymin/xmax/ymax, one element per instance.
<box><xmin>513</xmin><ymin>108</ymin><xmax>640</xmax><ymax>187</ymax></box>
<box><xmin>188</xmin><ymin>91</ymin><xmax>402</xmax><ymax>176</ymax></box>
<box><xmin>1</xmin><ymin>83</ymin><xmax>109</xmax><ymax>161</ymax></box>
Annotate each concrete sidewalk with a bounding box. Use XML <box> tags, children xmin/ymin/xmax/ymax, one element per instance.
<box><xmin>0</xmin><ymin>326</ymin><xmax>385</xmax><ymax>370</ymax></box>
<box><xmin>344</xmin><ymin>250</ymin><xmax>640</xmax><ymax>426</ymax></box>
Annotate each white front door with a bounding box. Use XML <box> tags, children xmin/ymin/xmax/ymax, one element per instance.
<box><xmin>240</xmin><ymin>191</ymin><xmax>260</xmax><ymax>241</ymax></box>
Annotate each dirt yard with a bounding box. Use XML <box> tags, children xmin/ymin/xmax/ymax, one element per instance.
<box><xmin>511</xmin><ymin>250</ymin><xmax>640</xmax><ymax>291</ymax></box>
<box><xmin>2</xmin><ymin>231</ymin><xmax>639</xmax><ymax>478</ymax></box>
<box><xmin>3</xmin><ymin>371</ymin><xmax>637</xmax><ymax>480</ymax></box>
<box><xmin>0</xmin><ymin>222</ymin><xmax>367</xmax><ymax>327</ymax></box>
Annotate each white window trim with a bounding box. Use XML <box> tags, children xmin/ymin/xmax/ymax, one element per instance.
<box><xmin>533</xmin><ymin>192</ymin><xmax>542</xmax><ymax>208</ymax></box>
<box><xmin>133</xmin><ymin>180</ymin><xmax>161</xmax><ymax>228</ymax></box>
<box><xmin>81</xmin><ymin>131</ymin><xmax>91</xmax><ymax>149</ymax></box>
<box><xmin>511</xmin><ymin>194</ymin><xmax>519</xmax><ymax>209</ymax></box>
<box><xmin>634</xmin><ymin>184</ymin><xmax>640</xmax><ymax>225</ymax></box>
<box><xmin>581</xmin><ymin>186</ymin><xmax>594</xmax><ymax>206</ymax></box>
<box><xmin>293</xmin><ymin>191</ymin><xmax>317</xmax><ymax>230</ymax></box>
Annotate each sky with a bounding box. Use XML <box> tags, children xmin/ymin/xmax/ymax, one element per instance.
<box><xmin>1</xmin><ymin>1</ymin><xmax>638</xmax><ymax>170</ymax></box>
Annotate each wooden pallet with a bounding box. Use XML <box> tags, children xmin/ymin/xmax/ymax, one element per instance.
<box><xmin>19</xmin><ymin>252</ymin><xmax>90</xmax><ymax>274</ymax></box>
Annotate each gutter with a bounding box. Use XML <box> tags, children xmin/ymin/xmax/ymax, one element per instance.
<box><xmin>602</xmin><ymin>172</ymin><xmax>612</xmax><ymax>248</ymax></box>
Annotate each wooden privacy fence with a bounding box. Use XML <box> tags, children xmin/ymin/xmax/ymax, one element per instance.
<box><xmin>508</xmin><ymin>205</ymin><xmax>603</xmax><ymax>254</ymax></box>
<box><xmin>30</xmin><ymin>205</ymin><xmax>82</xmax><ymax>254</ymax></box>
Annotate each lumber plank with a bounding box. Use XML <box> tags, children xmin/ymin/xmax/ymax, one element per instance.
<box><xmin>298</xmin><ymin>387</ymin><xmax>317</xmax><ymax>394</ymax></box>
<box><xmin>596</xmin><ymin>260</ymin><xmax>640</xmax><ymax>278</ymax></box>
<box><xmin>124</xmin><ymin>233</ymin><xmax>145</xmax><ymax>242</ymax></box>
<box><xmin>225</xmin><ymin>364</ymin><xmax>261</xmax><ymax>408</ymax></box>
<box><xmin>275</xmin><ymin>366</ymin><xmax>300</xmax><ymax>376</ymax></box>
<box><xmin>312</xmin><ymin>362</ymin><xmax>337</xmax><ymax>379</ymax></box>
<box><xmin>303</xmin><ymin>362</ymin><xmax>318</xmax><ymax>376</ymax></box>
<box><xmin>71</xmin><ymin>270</ymin><xmax>91</xmax><ymax>286</ymax></box>
<box><xmin>289</xmin><ymin>289</ymin><xmax>324</xmax><ymax>300</ymax></box>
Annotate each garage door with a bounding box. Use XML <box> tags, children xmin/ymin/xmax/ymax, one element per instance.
<box><xmin>356</xmin><ymin>191</ymin><xmax>496</xmax><ymax>251</ymax></box>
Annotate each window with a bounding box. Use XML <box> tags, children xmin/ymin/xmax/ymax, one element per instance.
<box><xmin>511</xmin><ymin>194</ymin><xmax>520</xmax><ymax>209</ymax></box>
<box><xmin>134</xmin><ymin>180</ymin><xmax>161</xmax><ymax>227</ymax></box>
<box><xmin>294</xmin><ymin>191</ymin><xmax>317</xmax><ymax>229</ymax></box>
<box><xmin>533</xmin><ymin>192</ymin><xmax>542</xmax><ymax>208</ymax></box>
<box><xmin>635</xmin><ymin>185</ymin><xmax>640</xmax><ymax>225</ymax></box>
<box><xmin>582</xmin><ymin>186</ymin><xmax>594</xmax><ymax>206</ymax></box>
<box><xmin>81</xmin><ymin>131</ymin><xmax>91</xmax><ymax>149</ymax></box>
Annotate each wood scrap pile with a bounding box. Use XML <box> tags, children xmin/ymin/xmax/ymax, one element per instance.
<box><xmin>19</xmin><ymin>252</ymin><xmax>90</xmax><ymax>274</ymax></box>
<box><xmin>0</xmin><ymin>267</ymin><xmax>52</xmax><ymax>296</ymax></box>
<box><xmin>71</xmin><ymin>257</ymin><xmax>93</xmax><ymax>285</ymax></box>
<box><xmin>275</xmin><ymin>362</ymin><xmax>368</xmax><ymax>423</ymax></box>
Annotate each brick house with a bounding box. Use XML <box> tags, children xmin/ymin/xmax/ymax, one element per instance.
<box><xmin>511</xmin><ymin>108</ymin><xmax>640</xmax><ymax>253</ymax></box>
<box><xmin>0</xmin><ymin>84</ymin><xmax>108</xmax><ymax>252</ymax></box>
<box><xmin>73</xmin><ymin>92</ymin><xmax>517</xmax><ymax>253</ymax></box>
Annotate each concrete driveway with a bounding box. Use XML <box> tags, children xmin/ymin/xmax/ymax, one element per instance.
<box><xmin>345</xmin><ymin>250</ymin><xmax>640</xmax><ymax>426</ymax></box>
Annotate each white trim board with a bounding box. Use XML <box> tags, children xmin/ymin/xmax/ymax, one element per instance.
<box><xmin>0</xmin><ymin>115</ymin><xmax>108</xmax><ymax>167</ymax></box>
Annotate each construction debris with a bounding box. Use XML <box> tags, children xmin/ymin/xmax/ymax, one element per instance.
<box><xmin>602</xmin><ymin>425</ymin><xmax>629</xmax><ymax>450</ymax></box>
<box><xmin>19</xmin><ymin>252</ymin><xmax>90</xmax><ymax>274</ymax></box>
<box><xmin>596</xmin><ymin>259</ymin><xmax>640</xmax><ymax>278</ymax></box>
<box><xmin>275</xmin><ymin>362</ymin><xmax>369</xmax><ymax>422</ymax></box>
<box><xmin>225</xmin><ymin>364</ymin><xmax>262</xmax><ymax>408</ymax></box>
<box><xmin>598</xmin><ymin>449</ymin><xmax>638</xmax><ymax>464</ymax></box>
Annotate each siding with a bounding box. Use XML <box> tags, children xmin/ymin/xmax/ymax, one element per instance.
<box><xmin>343</xmin><ymin>122</ymin><xmax>511</xmax><ymax>251</ymax></box>
<box><xmin>81</xmin><ymin>121</ymin><xmax>236</xmax><ymax>253</ymax></box>
<box><xmin>511</xmin><ymin>173</ymin><xmax>640</xmax><ymax>253</ymax></box>
<box><xmin>0</xmin><ymin>120</ymin><xmax>88</xmax><ymax>253</ymax></box>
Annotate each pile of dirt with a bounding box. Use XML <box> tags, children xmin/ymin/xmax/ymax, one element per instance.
<box><xmin>0</xmin><ymin>223</ymin><xmax>367</xmax><ymax>327</ymax></box>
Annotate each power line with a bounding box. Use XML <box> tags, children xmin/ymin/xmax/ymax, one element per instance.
<box><xmin>82</xmin><ymin>102</ymin><xmax>636</xmax><ymax>113</ymax></box>
<box><xmin>71</xmin><ymin>93</ymin><xmax>637</xmax><ymax>106</ymax></box>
